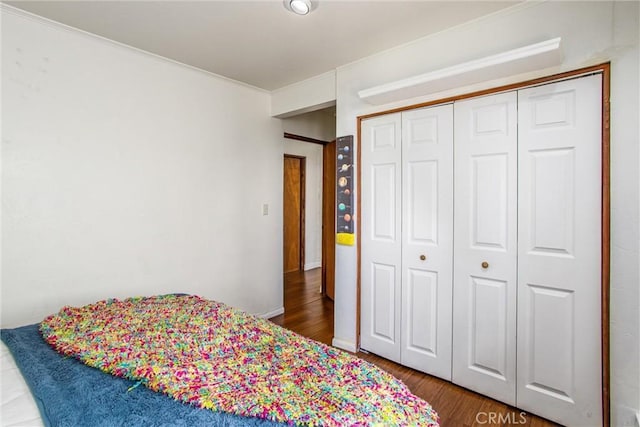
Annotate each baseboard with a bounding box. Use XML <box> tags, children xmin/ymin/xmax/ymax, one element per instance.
<box><xmin>332</xmin><ymin>337</ymin><xmax>357</xmax><ymax>353</ymax></box>
<box><xmin>304</xmin><ymin>261</ymin><xmax>321</xmax><ymax>271</ymax></box>
<box><xmin>257</xmin><ymin>307</ymin><xmax>284</xmax><ymax>319</ymax></box>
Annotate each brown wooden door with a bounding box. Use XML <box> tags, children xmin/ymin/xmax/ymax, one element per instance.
<box><xmin>283</xmin><ymin>155</ymin><xmax>305</xmax><ymax>273</ymax></box>
<box><xmin>322</xmin><ymin>141</ymin><xmax>336</xmax><ymax>300</ymax></box>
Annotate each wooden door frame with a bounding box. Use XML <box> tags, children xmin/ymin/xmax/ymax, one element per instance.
<box><xmin>284</xmin><ymin>154</ymin><xmax>306</xmax><ymax>272</ymax></box>
<box><xmin>356</xmin><ymin>63</ymin><xmax>611</xmax><ymax>426</ymax></box>
<box><xmin>322</xmin><ymin>140</ymin><xmax>337</xmax><ymax>299</ymax></box>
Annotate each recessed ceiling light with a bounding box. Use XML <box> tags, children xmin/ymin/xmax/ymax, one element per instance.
<box><xmin>284</xmin><ymin>0</ymin><xmax>313</xmax><ymax>15</ymax></box>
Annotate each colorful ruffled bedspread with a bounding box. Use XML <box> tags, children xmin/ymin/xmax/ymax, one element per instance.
<box><xmin>40</xmin><ymin>295</ymin><xmax>439</xmax><ymax>426</ymax></box>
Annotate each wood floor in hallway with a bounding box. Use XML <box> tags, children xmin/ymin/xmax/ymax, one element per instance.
<box><xmin>269</xmin><ymin>268</ymin><xmax>560</xmax><ymax>427</ymax></box>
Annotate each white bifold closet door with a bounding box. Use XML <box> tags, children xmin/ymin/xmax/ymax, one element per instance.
<box><xmin>361</xmin><ymin>112</ymin><xmax>403</xmax><ymax>363</ymax></box>
<box><xmin>452</xmin><ymin>92</ymin><xmax>518</xmax><ymax>405</ymax></box>
<box><xmin>361</xmin><ymin>104</ymin><xmax>454</xmax><ymax>380</ymax></box>
<box><xmin>400</xmin><ymin>105</ymin><xmax>453</xmax><ymax>380</ymax></box>
<box><xmin>516</xmin><ymin>74</ymin><xmax>602</xmax><ymax>426</ymax></box>
<box><xmin>452</xmin><ymin>75</ymin><xmax>602</xmax><ymax>425</ymax></box>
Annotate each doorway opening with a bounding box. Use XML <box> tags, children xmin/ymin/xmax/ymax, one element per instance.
<box><xmin>281</xmin><ymin>106</ymin><xmax>337</xmax><ymax>305</ymax></box>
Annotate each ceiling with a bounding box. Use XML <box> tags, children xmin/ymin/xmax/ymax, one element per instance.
<box><xmin>5</xmin><ymin>1</ymin><xmax>519</xmax><ymax>91</ymax></box>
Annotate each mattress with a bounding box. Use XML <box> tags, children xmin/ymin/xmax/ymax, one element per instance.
<box><xmin>1</xmin><ymin>341</ymin><xmax>44</xmax><ymax>427</ymax></box>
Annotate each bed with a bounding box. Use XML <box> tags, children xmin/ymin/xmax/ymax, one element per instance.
<box><xmin>1</xmin><ymin>295</ymin><xmax>439</xmax><ymax>426</ymax></box>
<box><xmin>1</xmin><ymin>339</ymin><xmax>44</xmax><ymax>426</ymax></box>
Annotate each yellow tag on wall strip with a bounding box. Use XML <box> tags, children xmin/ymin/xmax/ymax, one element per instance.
<box><xmin>336</xmin><ymin>232</ymin><xmax>355</xmax><ymax>246</ymax></box>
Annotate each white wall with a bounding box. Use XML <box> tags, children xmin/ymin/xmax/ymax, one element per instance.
<box><xmin>282</xmin><ymin>108</ymin><xmax>336</xmax><ymax>271</ymax></box>
<box><xmin>1</xmin><ymin>7</ymin><xmax>285</xmax><ymax>327</ymax></box>
<box><xmin>332</xmin><ymin>2</ymin><xmax>639</xmax><ymax>425</ymax></box>
<box><xmin>271</xmin><ymin>70</ymin><xmax>336</xmax><ymax>118</ymax></box>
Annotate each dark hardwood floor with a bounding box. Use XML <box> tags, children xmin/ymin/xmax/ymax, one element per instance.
<box><xmin>270</xmin><ymin>268</ymin><xmax>560</xmax><ymax>427</ymax></box>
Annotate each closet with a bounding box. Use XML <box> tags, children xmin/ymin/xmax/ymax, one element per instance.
<box><xmin>360</xmin><ymin>73</ymin><xmax>603</xmax><ymax>426</ymax></box>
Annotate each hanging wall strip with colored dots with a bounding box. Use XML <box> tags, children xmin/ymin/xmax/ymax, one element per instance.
<box><xmin>336</xmin><ymin>135</ymin><xmax>355</xmax><ymax>246</ymax></box>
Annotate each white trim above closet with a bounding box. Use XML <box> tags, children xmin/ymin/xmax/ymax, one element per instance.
<box><xmin>358</xmin><ymin>38</ymin><xmax>562</xmax><ymax>105</ymax></box>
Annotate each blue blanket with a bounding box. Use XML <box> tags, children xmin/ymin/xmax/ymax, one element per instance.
<box><xmin>1</xmin><ymin>324</ymin><xmax>283</xmax><ymax>427</ymax></box>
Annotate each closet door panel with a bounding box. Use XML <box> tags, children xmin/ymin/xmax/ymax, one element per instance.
<box><xmin>405</xmin><ymin>269</ymin><xmax>438</xmax><ymax>354</ymax></box>
<box><xmin>471</xmin><ymin>154</ymin><xmax>509</xmax><ymax>249</ymax></box>
<box><xmin>406</xmin><ymin>160</ymin><xmax>438</xmax><ymax>244</ymax></box>
<box><xmin>401</xmin><ymin>104</ymin><xmax>453</xmax><ymax>380</ymax></box>
<box><xmin>526</xmin><ymin>285</ymin><xmax>575</xmax><ymax>394</ymax></box>
<box><xmin>527</xmin><ymin>149</ymin><xmax>575</xmax><ymax>255</ymax></box>
<box><xmin>453</xmin><ymin>92</ymin><xmax>517</xmax><ymax>405</ymax></box>
<box><xmin>517</xmin><ymin>74</ymin><xmax>602</xmax><ymax>426</ymax></box>
<box><xmin>361</xmin><ymin>113</ymin><xmax>402</xmax><ymax>362</ymax></box>
<box><xmin>372</xmin><ymin>164</ymin><xmax>397</xmax><ymax>240</ymax></box>
<box><xmin>469</xmin><ymin>276</ymin><xmax>508</xmax><ymax>378</ymax></box>
<box><xmin>370</xmin><ymin>263</ymin><xmax>397</xmax><ymax>341</ymax></box>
